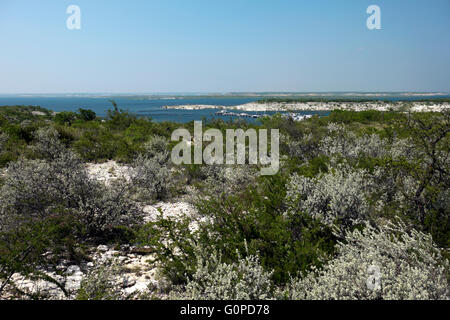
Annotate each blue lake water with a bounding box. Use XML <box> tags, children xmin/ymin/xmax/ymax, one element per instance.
<box><xmin>0</xmin><ymin>96</ymin><xmax>328</xmax><ymax>123</ymax></box>
<box><xmin>0</xmin><ymin>94</ymin><xmax>448</xmax><ymax>123</ymax></box>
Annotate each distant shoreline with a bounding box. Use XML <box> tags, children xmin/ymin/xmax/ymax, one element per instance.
<box><xmin>164</xmin><ymin>101</ymin><xmax>450</xmax><ymax>112</ymax></box>
<box><xmin>1</xmin><ymin>92</ymin><xmax>449</xmax><ymax>100</ymax></box>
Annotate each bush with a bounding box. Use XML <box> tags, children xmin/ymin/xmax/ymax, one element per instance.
<box><xmin>54</xmin><ymin>112</ymin><xmax>78</xmax><ymax>126</ymax></box>
<box><xmin>73</xmin><ymin>128</ymin><xmax>118</xmax><ymax>161</ymax></box>
<box><xmin>286</xmin><ymin>221</ymin><xmax>449</xmax><ymax>300</ymax></box>
<box><xmin>29</xmin><ymin>127</ymin><xmax>67</xmax><ymax>160</ymax></box>
<box><xmin>75</xmin><ymin>180</ymin><xmax>143</xmax><ymax>238</ymax></box>
<box><xmin>76</xmin><ymin>261</ymin><xmax>124</xmax><ymax>300</ymax></box>
<box><xmin>318</xmin><ymin>123</ymin><xmax>389</xmax><ymax>162</ymax></box>
<box><xmin>0</xmin><ymin>214</ymin><xmax>83</xmax><ymax>298</ymax></box>
<box><xmin>142</xmin><ymin>135</ymin><xmax>170</xmax><ymax>162</ymax></box>
<box><xmin>131</xmin><ymin>155</ymin><xmax>171</xmax><ymax>201</ymax></box>
<box><xmin>326</xmin><ymin>110</ymin><xmax>402</xmax><ymax>124</ymax></box>
<box><xmin>286</xmin><ymin>165</ymin><xmax>373</xmax><ymax>231</ymax></box>
<box><xmin>128</xmin><ymin>135</ymin><xmax>172</xmax><ymax>200</ymax></box>
<box><xmin>0</xmin><ymin>126</ymin><xmax>143</xmax><ymax>238</ymax></box>
<box><xmin>0</xmin><ymin>152</ymin><xmax>92</xmax><ymax>230</ymax></box>
<box><xmin>0</xmin><ymin>128</ymin><xmax>29</xmax><ymax>167</ymax></box>
<box><xmin>282</xmin><ymin>131</ymin><xmax>322</xmax><ymax>163</ymax></box>
<box><xmin>0</xmin><ymin>132</ymin><xmax>8</xmax><ymax>153</ymax></box>
<box><xmin>149</xmin><ymin>174</ymin><xmax>336</xmax><ymax>285</ymax></box>
<box><xmin>178</xmin><ymin>250</ymin><xmax>274</xmax><ymax>300</ymax></box>
<box><xmin>106</xmin><ymin>100</ymin><xmax>137</xmax><ymax>130</ymax></box>
<box><xmin>78</xmin><ymin>108</ymin><xmax>96</xmax><ymax>121</ymax></box>
<box><xmin>199</xmin><ymin>164</ymin><xmax>257</xmax><ymax>196</ymax></box>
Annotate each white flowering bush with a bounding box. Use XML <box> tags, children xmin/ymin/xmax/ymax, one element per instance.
<box><xmin>143</xmin><ymin>135</ymin><xmax>170</xmax><ymax>163</ymax></box>
<box><xmin>179</xmin><ymin>251</ymin><xmax>274</xmax><ymax>300</ymax></box>
<box><xmin>368</xmin><ymin>166</ymin><xmax>420</xmax><ymax>214</ymax></box>
<box><xmin>390</xmin><ymin>137</ymin><xmax>421</xmax><ymax>161</ymax></box>
<box><xmin>352</xmin><ymin>133</ymin><xmax>388</xmax><ymax>159</ymax></box>
<box><xmin>286</xmin><ymin>221</ymin><xmax>449</xmax><ymax>300</ymax></box>
<box><xmin>0</xmin><ymin>152</ymin><xmax>91</xmax><ymax>229</ymax></box>
<box><xmin>30</xmin><ymin>127</ymin><xmax>66</xmax><ymax>161</ymax></box>
<box><xmin>187</xmin><ymin>162</ymin><xmax>259</xmax><ymax>198</ymax></box>
<box><xmin>75</xmin><ymin>180</ymin><xmax>143</xmax><ymax>236</ymax></box>
<box><xmin>286</xmin><ymin>165</ymin><xmax>372</xmax><ymax>229</ymax></box>
<box><xmin>129</xmin><ymin>135</ymin><xmax>172</xmax><ymax>200</ymax></box>
<box><xmin>197</xmin><ymin>163</ymin><xmax>224</xmax><ymax>182</ymax></box>
<box><xmin>319</xmin><ymin>123</ymin><xmax>388</xmax><ymax>160</ymax></box>
<box><xmin>282</xmin><ymin>132</ymin><xmax>319</xmax><ymax>161</ymax></box>
<box><xmin>319</xmin><ymin>123</ymin><xmax>430</xmax><ymax>166</ymax></box>
<box><xmin>202</xmin><ymin>165</ymin><xmax>257</xmax><ymax>196</ymax></box>
<box><xmin>0</xmin><ymin>155</ymin><xmax>143</xmax><ymax>235</ymax></box>
<box><xmin>131</xmin><ymin>154</ymin><xmax>171</xmax><ymax>201</ymax></box>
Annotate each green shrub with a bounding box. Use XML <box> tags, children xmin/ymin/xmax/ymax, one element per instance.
<box><xmin>54</xmin><ymin>112</ymin><xmax>78</xmax><ymax>126</ymax></box>
<box><xmin>77</xmin><ymin>108</ymin><xmax>96</xmax><ymax>121</ymax></box>
<box><xmin>0</xmin><ymin>214</ymin><xmax>83</xmax><ymax>298</ymax></box>
<box><xmin>73</xmin><ymin>129</ymin><xmax>118</xmax><ymax>161</ymax></box>
<box><xmin>148</xmin><ymin>174</ymin><xmax>336</xmax><ymax>285</ymax></box>
<box><xmin>106</xmin><ymin>100</ymin><xmax>137</xmax><ymax>130</ymax></box>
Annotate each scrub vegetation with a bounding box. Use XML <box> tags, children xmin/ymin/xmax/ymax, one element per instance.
<box><xmin>0</xmin><ymin>103</ymin><xmax>448</xmax><ymax>300</ymax></box>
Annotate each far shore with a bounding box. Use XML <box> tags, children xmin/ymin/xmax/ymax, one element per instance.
<box><xmin>164</xmin><ymin>101</ymin><xmax>450</xmax><ymax>113</ymax></box>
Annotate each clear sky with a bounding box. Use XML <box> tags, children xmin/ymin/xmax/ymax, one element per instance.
<box><xmin>0</xmin><ymin>0</ymin><xmax>449</xmax><ymax>93</ymax></box>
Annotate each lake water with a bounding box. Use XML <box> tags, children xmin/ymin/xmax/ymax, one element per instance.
<box><xmin>0</xmin><ymin>94</ymin><xmax>447</xmax><ymax>123</ymax></box>
<box><xmin>0</xmin><ymin>96</ymin><xmax>329</xmax><ymax>123</ymax></box>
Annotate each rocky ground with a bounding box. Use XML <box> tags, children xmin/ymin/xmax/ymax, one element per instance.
<box><xmin>86</xmin><ymin>160</ymin><xmax>132</xmax><ymax>185</ymax></box>
<box><xmin>1</xmin><ymin>161</ymin><xmax>197</xmax><ymax>300</ymax></box>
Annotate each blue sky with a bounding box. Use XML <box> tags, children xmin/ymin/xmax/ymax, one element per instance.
<box><xmin>0</xmin><ymin>0</ymin><xmax>449</xmax><ymax>93</ymax></box>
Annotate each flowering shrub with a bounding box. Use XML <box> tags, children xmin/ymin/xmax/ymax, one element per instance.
<box><xmin>319</xmin><ymin>123</ymin><xmax>388</xmax><ymax>161</ymax></box>
<box><xmin>286</xmin><ymin>165</ymin><xmax>372</xmax><ymax>230</ymax></box>
<box><xmin>0</xmin><ymin>153</ymin><xmax>91</xmax><ymax>229</ymax></box>
<box><xmin>286</xmin><ymin>221</ymin><xmax>449</xmax><ymax>300</ymax></box>
<box><xmin>75</xmin><ymin>180</ymin><xmax>143</xmax><ymax>236</ymax></box>
<box><xmin>178</xmin><ymin>250</ymin><xmax>274</xmax><ymax>300</ymax></box>
<box><xmin>131</xmin><ymin>155</ymin><xmax>171</xmax><ymax>201</ymax></box>
<box><xmin>30</xmin><ymin>127</ymin><xmax>67</xmax><ymax>161</ymax></box>
<box><xmin>142</xmin><ymin>135</ymin><xmax>170</xmax><ymax>163</ymax></box>
<box><xmin>128</xmin><ymin>135</ymin><xmax>172</xmax><ymax>201</ymax></box>
<box><xmin>390</xmin><ymin>137</ymin><xmax>421</xmax><ymax>161</ymax></box>
<box><xmin>281</xmin><ymin>132</ymin><xmax>320</xmax><ymax>162</ymax></box>
<box><xmin>202</xmin><ymin>165</ymin><xmax>257</xmax><ymax>196</ymax></box>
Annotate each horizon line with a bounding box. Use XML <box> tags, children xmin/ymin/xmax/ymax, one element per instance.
<box><xmin>0</xmin><ymin>91</ymin><xmax>449</xmax><ymax>96</ymax></box>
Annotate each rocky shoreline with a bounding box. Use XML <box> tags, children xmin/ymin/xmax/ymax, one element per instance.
<box><xmin>164</xmin><ymin>101</ymin><xmax>450</xmax><ymax>112</ymax></box>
